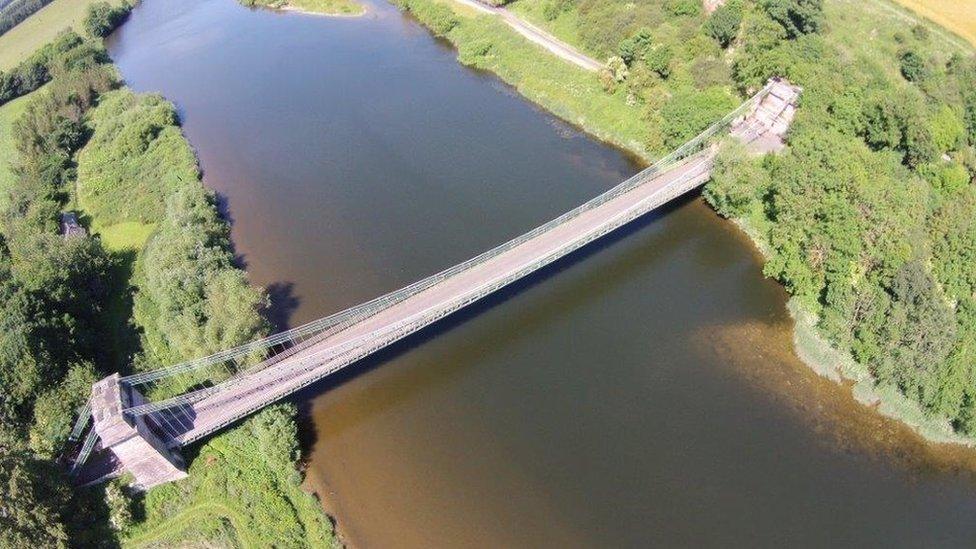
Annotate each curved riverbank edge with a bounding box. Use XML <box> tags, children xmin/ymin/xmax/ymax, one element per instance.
<box><xmin>391</xmin><ymin>0</ymin><xmax>976</xmax><ymax>450</ymax></box>
<box><xmin>728</xmin><ymin>218</ymin><xmax>976</xmax><ymax>448</ymax></box>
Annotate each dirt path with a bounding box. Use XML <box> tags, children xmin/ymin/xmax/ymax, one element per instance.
<box><xmin>451</xmin><ymin>0</ymin><xmax>604</xmax><ymax>71</ymax></box>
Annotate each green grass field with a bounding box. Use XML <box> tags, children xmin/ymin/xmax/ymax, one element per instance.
<box><xmin>0</xmin><ymin>90</ymin><xmax>36</xmax><ymax>212</ymax></box>
<box><xmin>0</xmin><ymin>0</ymin><xmax>126</xmax><ymax>71</ymax></box>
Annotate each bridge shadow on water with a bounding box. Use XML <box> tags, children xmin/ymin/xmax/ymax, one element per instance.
<box><xmin>283</xmin><ymin>190</ymin><xmax>703</xmax><ymax>454</ymax></box>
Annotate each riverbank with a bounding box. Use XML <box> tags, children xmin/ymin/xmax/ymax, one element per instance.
<box><xmin>71</xmin><ymin>84</ymin><xmax>341</xmax><ymax>545</ymax></box>
<box><xmin>394</xmin><ymin>0</ymin><xmax>976</xmax><ymax>448</ymax></box>
<box><xmin>728</xmin><ymin>215</ymin><xmax>976</xmax><ymax>447</ymax></box>
<box><xmin>392</xmin><ymin>0</ymin><xmax>657</xmax><ymax>160</ymax></box>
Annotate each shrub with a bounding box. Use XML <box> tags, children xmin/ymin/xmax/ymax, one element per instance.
<box><xmin>898</xmin><ymin>49</ymin><xmax>926</xmax><ymax>82</ymax></box>
<box><xmin>645</xmin><ymin>44</ymin><xmax>672</xmax><ymax>78</ymax></box>
<box><xmin>617</xmin><ymin>27</ymin><xmax>652</xmax><ymax>65</ymax></box>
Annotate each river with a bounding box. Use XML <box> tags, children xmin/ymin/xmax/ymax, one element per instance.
<box><xmin>107</xmin><ymin>0</ymin><xmax>976</xmax><ymax>546</ymax></box>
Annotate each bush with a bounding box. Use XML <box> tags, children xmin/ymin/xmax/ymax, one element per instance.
<box><xmin>898</xmin><ymin>49</ymin><xmax>926</xmax><ymax>82</ymax></box>
<box><xmin>659</xmin><ymin>86</ymin><xmax>737</xmax><ymax>147</ymax></box>
<box><xmin>645</xmin><ymin>44</ymin><xmax>672</xmax><ymax>78</ymax></box>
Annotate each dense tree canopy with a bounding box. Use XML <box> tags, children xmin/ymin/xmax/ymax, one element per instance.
<box><xmin>82</xmin><ymin>1</ymin><xmax>131</xmax><ymax>39</ymax></box>
<box><xmin>701</xmin><ymin>0</ymin><xmax>976</xmax><ymax>433</ymax></box>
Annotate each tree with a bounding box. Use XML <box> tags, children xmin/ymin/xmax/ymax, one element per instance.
<box><xmin>761</xmin><ymin>0</ymin><xmax>824</xmax><ymax>38</ymax></box>
<box><xmin>83</xmin><ymin>2</ymin><xmax>130</xmax><ymax>39</ymax></box>
<box><xmin>873</xmin><ymin>261</ymin><xmax>957</xmax><ymax>402</ymax></box>
<box><xmin>705</xmin><ymin>2</ymin><xmax>743</xmax><ymax>48</ymax></box>
<box><xmin>930</xmin><ymin>105</ymin><xmax>965</xmax><ymax>153</ymax></box>
<box><xmin>617</xmin><ymin>27</ymin><xmax>652</xmax><ymax>66</ymax></box>
<box><xmin>645</xmin><ymin>45</ymin><xmax>673</xmax><ymax>78</ymax></box>
<box><xmin>704</xmin><ymin>140</ymin><xmax>770</xmax><ymax>218</ymax></box>
<box><xmin>957</xmin><ymin>392</ymin><xmax>976</xmax><ymax>435</ymax></box>
<box><xmin>0</xmin><ymin>448</ymin><xmax>71</xmax><ymax>549</ymax></box>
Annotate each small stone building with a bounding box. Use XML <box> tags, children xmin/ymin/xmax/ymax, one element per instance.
<box><xmin>60</xmin><ymin>211</ymin><xmax>87</xmax><ymax>239</ymax></box>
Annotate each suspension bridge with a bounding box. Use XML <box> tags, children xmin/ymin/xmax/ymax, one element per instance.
<box><xmin>67</xmin><ymin>79</ymin><xmax>800</xmax><ymax>489</ymax></box>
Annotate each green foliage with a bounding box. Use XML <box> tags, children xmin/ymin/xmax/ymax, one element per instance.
<box><xmin>28</xmin><ymin>362</ymin><xmax>97</xmax><ymax>457</ymax></box>
<box><xmin>0</xmin><ymin>448</ymin><xmax>71</xmax><ymax>548</ymax></box>
<box><xmin>78</xmin><ymin>90</ymin><xmax>199</xmax><ymax>226</ymax></box>
<box><xmin>659</xmin><ymin>86</ymin><xmax>737</xmax><ymax>147</ymax></box>
<box><xmin>861</xmin><ymin>88</ymin><xmax>938</xmax><ymax>168</ymax></box>
<box><xmin>703</xmin><ymin>0</ymin><xmax>976</xmax><ymax>432</ymax></box>
<box><xmin>0</xmin><ymin>30</ymin><xmax>106</xmax><ymax>107</ymax></box>
<box><xmin>704</xmin><ymin>1</ymin><xmax>743</xmax><ymax>48</ymax></box>
<box><xmin>104</xmin><ymin>479</ymin><xmax>133</xmax><ymax>532</ymax></box>
<box><xmin>644</xmin><ymin>43</ymin><xmax>672</xmax><ymax>78</ymax></box>
<box><xmin>0</xmin><ymin>0</ymin><xmax>56</xmax><ymax>37</ymax></box>
<box><xmin>125</xmin><ymin>404</ymin><xmax>337</xmax><ymax>547</ymax></box>
<box><xmin>921</xmin><ymin>161</ymin><xmax>970</xmax><ymax>195</ymax></box>
<box><xmin>82</xmin><ymin>1</ymin><xmax>129</xmax><ymax>38</ymax></box>
<box><xmin>393</xmin><ymin>0</ymin><xmax>458</xmax><ymax>36</ymax></box>
<box><xmin>957</xmin><ymin>392</ymin><xmax>976</xmax><ymax>435</ymax></box>
<box><xmin>0</xmin><ymin>44</ymin><xmax>116</xmax><ymax>434</ymax></box>
<box><xmin>665</xmin><ymin>0</ymin><xmax>700</xmax><ymax>17</ymax></box>
<box><xmin>133</xmin><ymin>180</ymin><xmax>267</xmax><ymax>368</ymax></box>
<box><xmin>898</xmin><ymin>48</ymin><xmax>927</xmax><ymax>82</ymax></box>
<box><xmin>617</xmin><ymin>26</ymin><xmax>652</xmax><ymax>65</ymax></box>
<box><xmin>760</xmin><ymin>0</ymin><xmax>823</xmax><ymax>38</ymax></box>
<box><xmin>930</xmin><ymin>105</ymin><xmax>965</xmax><ymax>153</ymax></box>
<box><xmin>703</xmin><ymin>140</ymin><xmax>770</xmax><ymax>219</ymax></box>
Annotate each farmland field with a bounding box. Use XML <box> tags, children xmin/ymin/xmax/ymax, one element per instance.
<box><xmin>891</xmin><ymin>0</ymin><xmax>976</xmax><ymax>47</ymax></box>
<box><xmin>0</xmin><ymin>0</ymin><xmax>125</xmax><ymax>70</ymax></box>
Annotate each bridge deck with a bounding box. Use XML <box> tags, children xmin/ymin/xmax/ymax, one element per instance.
<box><xmin>171</xmin><ymin>153</ymin><xmax>716</xmax><ymax>444</ymax></box>
<box><xmin>167</xmin><ymin>78</ymin><xmax>805</xmax><ymax>444</ymax></box>
<box><xmin>72</xmin><ymin>80</ymin><xmax>803</xmax><ymax>489</ymax></box>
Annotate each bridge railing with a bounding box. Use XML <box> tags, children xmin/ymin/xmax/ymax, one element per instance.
<box><xmin>143</xmin><ymin>152</ymin><xmax>721</xmax><ymax>443</ymax></box>
<box><xmin>118</xmin><ymin>81</ymin><xmax>774</xmax><ymax>420</ymax></box>
<box><xmin>119</xmin><ymin>80</ymin><xmax>773</xmax><ymax>389</ymax></box>
<box><xmin>68</xmin><ymin>81</ymin><xmax>776</xmax><ymax>474</ymax></box>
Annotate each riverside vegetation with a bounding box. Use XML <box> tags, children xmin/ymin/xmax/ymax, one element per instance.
<box><xmin>238</xmin><ymin>0</ymin><xmax>365</xmax><ymax>16</ymax></box>
<box><xmin>393</xmin><ymin>0</ymin><xmax>976</xmax><ymax>440</ymax></box>
<box><xmin>0</xmin><ymin>5</ymin><xmax>337</xmax><ymax>547</ymax></box>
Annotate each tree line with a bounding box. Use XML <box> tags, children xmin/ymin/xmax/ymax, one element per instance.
<box><xmin>0</xmin><ymin>31</ymin><xmax>120</xmax><ymax>548</ymax></box>
<box><xmin>696</xmin><ymin>0</ymin><xmax>976</xmax><ymax>433</ymax></box>
<box><xmin>0</xmin><ymin>3</ymin><xmax>130</xmax><ymax>108</ymax></box>
<box><xmin>0</xmin><ymin>16</ymin><xmax>267</xmax><ymax>546</ymax></box>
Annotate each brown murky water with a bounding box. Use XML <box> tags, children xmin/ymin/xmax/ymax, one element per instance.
<box><xmin>109</xmin><ymin>0</ymin><xmax>976</xmax><ymax>546</ymax></box>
